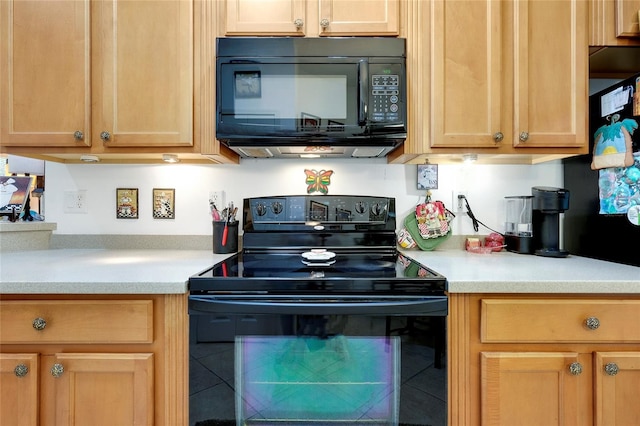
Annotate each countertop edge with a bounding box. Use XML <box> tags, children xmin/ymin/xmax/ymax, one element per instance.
<box><xmin>0</xmin><ymin>282</ymin><xmax>188</xmax><ymax>295</ymax></box>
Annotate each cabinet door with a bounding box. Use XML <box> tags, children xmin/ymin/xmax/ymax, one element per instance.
<box><xmin>595</xmin><ymin>352</ymin><xmax>640</xmax><ymax>426</ymax></box>
<box><xmin>43</xmin><ymin>353</ymin><xmax>154</xmax><ymax>426</ymax></box>
<box><xmin>481</xmin><ymin>352</ymin><xmax>592</xmax><ymax>426</ymax></box>
<box><xmin>225</xmin><ymin>0</ymin><xmax>307</xmax><ymax>35</ymax></box>
<box><xmin>590</xmin><ymin>0</ymin><xmax>640</xmax><ymax>44</ymax></box>
<box><xmin>92</xmin><ymin>0</ymin><xmax>193</xmax><ymax>148</ymax></box>
<box><xmin>430</xmin><ymin>0</ymin><xmax>505</xmax><ymax>149</ymax></box>
<box><xmin>0</xmin><ymin>353</ymin><xmax>38</xmax><ymax>426</ymax></box>
<box><xmin>0</xmin><ymin>0</ymin><xmax>91</xmax><ymax>147</ymax></box>
<box><xmin>318</xmin><ymin>0</ymin><xmax>399</xmax><ymax>36</ymax></box>
<box><xmin>511</xmin><ymin>0</ymin><xmax>588</xmax><ymax>149</ymax></box>
<box><xmin>615</xmin><ymin>0</ymin><xmax>640</xmax><ymax>37</ymax></box>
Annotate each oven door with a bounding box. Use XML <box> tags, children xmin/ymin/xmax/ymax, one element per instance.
<box><xmin>189</xmin><ymin>295</ymin><xmax>447</xmax><ymax>426</ymax></box>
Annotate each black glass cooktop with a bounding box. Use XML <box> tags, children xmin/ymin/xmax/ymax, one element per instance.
<box><xmin>189</xmin><ymin>251</ymin><xmax>446</xmax><ymax>295</ymax></box>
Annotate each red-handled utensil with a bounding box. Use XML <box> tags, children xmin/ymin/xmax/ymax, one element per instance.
<box><xmin>221</xmin><ymin>221</ymin><xmax>228</xmax><ymax>246</ymax></box>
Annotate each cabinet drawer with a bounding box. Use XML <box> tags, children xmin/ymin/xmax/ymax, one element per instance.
<box><xmin>481</xmin><ymin>299</ymin><xmax>640</xmax><ymax>343</ymax></box>
<box><xmin>0</xmin><ymin>300</ymin><xmax>153</xmax><ymax>344</ymax></box>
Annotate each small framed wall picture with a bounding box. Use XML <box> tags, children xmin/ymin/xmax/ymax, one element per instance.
<box><xmin>116</xmin><ymin>188</ymin><xmax>139</xmax><ymax>219</ymax></box>
<box><xmin>417</xmin><ymin>164</ymin><xmax>438</xmax><ymax>190</ymax></box>
<box><xmin>152</xmin><ymin>188</ymin><xmax>175</xmax><ymax>219</ymax></box>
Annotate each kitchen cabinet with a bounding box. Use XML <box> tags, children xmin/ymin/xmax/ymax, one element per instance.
<box><xmin>590</xmin><ymin>0</ymin><xmax>640</xmax><ymax>45</ymax></box>
<box><xmin>0</xmin><ymin>0</ymin><xmax>236</xmax><ymax>164</ymax></box>
<box><xmin>0</xmin><ymin>353</ymin><xmax>38</xmax><ymax>425</ymax></box>
<box><xmin>449</xmin><ymin>294</ymin><xmax>640</xmax><ymax>426</ymax></box>
<box><xmin>0</xmin><ymin>0</ymin><xmax>91</xmax><ymax>149</ymax></box>
<box><xmin>394</xmin><ymin>0</ymin><xmax>588</xmax><ymax>163</ymax></box>
<box><xmin>224</xmin><ymin>0</ymin><xmax>399</xmax><ymax>37</ymax></box>
<box><xmin>0</xmin><ymin>295</ymin><xmax>188</xmax><ymax>426</ymax></box>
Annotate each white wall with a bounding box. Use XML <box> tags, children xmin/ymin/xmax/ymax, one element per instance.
<box><xmin>44</xmin><ymin>158</ymin><xmax>563</xmax><ymax>236</ymax></box>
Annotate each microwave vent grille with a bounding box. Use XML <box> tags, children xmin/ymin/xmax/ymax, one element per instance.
<box><xmin>352</xmin><ymin>147</ymin><xmax>388</xmax><ymax>158</ymax></box>
<box><xmin>237</xmin><ymin>147</ymin><xmax>275</xmax><ymax>158</ymax></box>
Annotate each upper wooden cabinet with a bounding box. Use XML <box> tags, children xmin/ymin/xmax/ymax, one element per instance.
<box><xmin>91</xmin><ymin>0</ymin><xmax>193</xmax><ymax>149</ymax></box>
<box><xmin>0</xmin><ymin>0</ymin><xmax>237</xmax><ymax>163</ymax></box>
<box><xmin>0</xmin><ymin>0</ymin><xmax>91</xmax><ymax>148</ymax></box>
<box><xmin>224</xmin><ymin>0</ymin><xmax>399</xmax><ymax>36</ymax></box>
<box><xmin>397</xmin><ymin>0</ymin><xmax>588</xmax><ymax>161</ymax></box>
<box><xmin>590</xmin><ymin>0</ymin><xmax>640</xmax><ymax>45</ymax></box>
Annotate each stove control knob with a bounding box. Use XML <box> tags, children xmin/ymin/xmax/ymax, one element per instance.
<box><xmin>255</xmin><ymin>203</ymin><xmax>267</xmax><ymax>216</ymax></box>
<box><xmin>371</xmin><ymin>203</ymin><xmax>385</xmax><ymax>216</ymax></box>
<box><xmin>355</xmin><ymin>201</ymin><xmax>366</xmax><ymax>214</ymax></box>
<box><xmin>271</xmin><ymin>202</ymin><xmax>283</xmax><ymax>214</ymax></box>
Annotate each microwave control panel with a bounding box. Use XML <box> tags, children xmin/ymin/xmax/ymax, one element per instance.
<box><xmin>371</xmin><ymin>67</ymin><xmax>402</xmax><ymax>123</ymax></box>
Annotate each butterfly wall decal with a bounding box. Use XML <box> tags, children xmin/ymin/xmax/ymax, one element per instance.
<box><xmin>304</xmin><ymin>169</ymin><xmax>334</xmax><ymax>194</ymax></box>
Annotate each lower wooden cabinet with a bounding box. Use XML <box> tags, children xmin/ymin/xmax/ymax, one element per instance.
<box><xmin>0</xmin><ymin>295</ymin><xmax>188</xmax><ymax>426</ymax></box>
<box><xmin>1</xmin><ymin>352</ymin><xmax>153</xmax><ymax>426</ymax></box>
<box><xmin>449</xmin><ymin>294</ymin><xmax>640</xmax><ymax>426</ymax></box>
<box><xmin>0</xmin><ymin>353</ymin><xmax>38</xmax><ymax>426</ymax></box>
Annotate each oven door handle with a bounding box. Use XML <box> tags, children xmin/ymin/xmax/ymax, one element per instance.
<box><xmin>189</xmin><ymin>296</ymin><xmax>447</xmax><ymax>316</ymax></box>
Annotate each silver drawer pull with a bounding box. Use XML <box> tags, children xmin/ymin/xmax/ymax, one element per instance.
<box><xmin>585</xmin><ymin>316</ymin><xmax>600</xmax><ymax>330</ymax></box>
<box><xmin>32</xmin><ymin>317</ymin><xmax>47</xmax><ymax>331</ymax></box>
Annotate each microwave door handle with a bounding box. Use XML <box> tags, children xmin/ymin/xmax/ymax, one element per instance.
<box><xmin>358</xmin><ymin>60</ymin><xmax>368</xmax><ymax>126</ymax></box>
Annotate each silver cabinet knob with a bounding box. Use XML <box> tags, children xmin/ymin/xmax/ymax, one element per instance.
<box><xmin>569</xmin><ymin>362</ymin><xmax>583</xmax><ymax>375</ymax></box>
<box><xmin>294</xmin><ymin>18</ymin><xmax>304</xmax><ymax>29</ymax></box>
<box><xmin>74</xmin><ymin>131</ymin><xmax>84</xmax><ymax>140</ymax></box>
<box><xmin>493</xmin><ymin>132</ymin><xmax>504</xmax><ymax>143</ymax></box>
<box><xmin>585</xmin><ymin>317</ymin><xmax>600</xmax><ymax>330</ymax></box>
<box><xmin>32</xmin><ymin>317</ymin><xmax>46</xmax><ymax>331</ymax></box>
<box><xmin>100</xmin><ymin>131</ymin><xmax>111</xmax><ymax>141</ymax></box>
<box><xmin>604</xmin><ymin>362</ymin><xmax>619</xmax><ymax>376</ymax></box>
<box><xmin>14</xmin><ymin>364</ymin><xmax>28</xmax><ymax>378</ymax></box>
<box><xmin>51</xmin><ymin>363</ymin><xmax>64</xmax><ymax>378</ymax></box>
<box><xmin>320</xmin><ymin>18</ymin><xmax>330</xmax><ymax>29</ymax></box>
<box><xmin>519</xmin><ymin>131</ymin><xmax>529</xmax><ymax>142</ymax></box>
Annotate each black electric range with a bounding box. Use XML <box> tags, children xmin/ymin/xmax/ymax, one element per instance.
<box><xmin>188</xmin><ymin>196</ymin><xmax>449</xmax><ymax>426</ymax></box>
<box><xmin>189</xmin><ymin>195</ymin><xmax>447</xmax><ymax>315</ymax></box>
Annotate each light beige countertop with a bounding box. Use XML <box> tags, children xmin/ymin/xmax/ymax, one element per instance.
<box><xmin>1</xmin><ymin>248</ymin><xmax>638</xmax><ymax>295</ymax></box>
<box><xmin>0</xmin><ymin>249</ymin><xmax>224</xmax><ymax>294</ymax></box>
<box><xmin>403</xmin><ymin>249</ymin><xmax>640</xmax><ymax>294</ymax></box>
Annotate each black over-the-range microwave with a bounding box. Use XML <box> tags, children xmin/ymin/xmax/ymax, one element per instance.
<box><xmin>215</xmin><ymin>37</ymin><xmax>407</xmax><ymax>158</ymax></box>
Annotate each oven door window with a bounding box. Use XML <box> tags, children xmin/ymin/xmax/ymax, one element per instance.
<box><xmin>237</xmin><ymin>335</ymin><xmax>399</xmax><ymax>424</ymax></box>
<box><xmin>191</xmin><ymin>313</ymin><xmax>446</xmax><ymax>426</ymax></box>
<box><xmin>217</xmin><ymin>63</ymin><xmax>359</xmax><ymax>137</ymax></box>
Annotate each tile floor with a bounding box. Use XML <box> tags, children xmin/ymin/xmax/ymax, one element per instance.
<box><xmin>189</xmin><ymin>318</ymin><xmax>447</xmax><ymax>426</ymax></box>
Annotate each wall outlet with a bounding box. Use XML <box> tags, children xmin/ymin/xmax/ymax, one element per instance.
<box><xmin>453</xmin><ymin>191</ymin><xmax>466</xmax><ymax>213</ymax></box>
<box><xmin>64</xmin><ymin>190</ymin><xmax>88</xmax><ymax>214</ymax></box>
<box><xmin>209</xmin><ymin>190</ymin><xmax>225</xmax><ymax>209</ymax></box>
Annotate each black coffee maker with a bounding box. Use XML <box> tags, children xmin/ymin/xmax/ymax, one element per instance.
<box><xmin>532</xmin><ymin>186</ymin><xmax>570</xmax><ymax>257</ymax></box>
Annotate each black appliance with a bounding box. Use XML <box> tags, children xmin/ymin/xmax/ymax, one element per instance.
<box><xmin>189</xmin><ymin>195</ymin><xmax>447</xmax><ymax>426</ymax></box>
<box><xmin>563</xmin><ymin>73</ymin><xmax>640</xmax><ymax>266</ymax></box>
<box><xmin>532</xmin><ymin>186</ymin><xmax>570</xmax><ymax>258</ymax></box>
<box><xmin>216</xmin><ymin>38</ymin><xmax>407</xmax><ymax>158</ymax></box>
